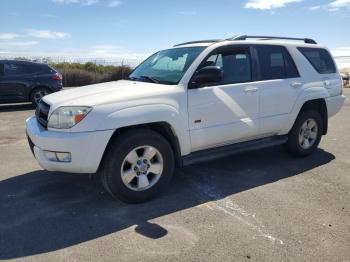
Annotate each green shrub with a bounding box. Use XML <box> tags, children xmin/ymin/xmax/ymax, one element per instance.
<box><xmin>50</xmin><ymin>62</ymin><xmax>133</xmax><ymax>87</ymax></box>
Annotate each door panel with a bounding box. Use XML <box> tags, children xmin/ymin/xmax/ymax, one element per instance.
<box><xmin>187</xmin><ymin>46</ymin><xmax>259</xmax><ymax>151</ymax></box>
<box><xmin>253</xmin><ymin>45</ymin><xmax>303</xmax><ymax>136</ymax></box>
<box><xmin>0</xmin><ymin>63</ymin><xmax>32</xmax><ymax>101</ymax></box>
<box><xmin>188</xmin><ymin>83</ymin><xmax>259</xmax><ymax>151</ymax></box>
<box><xmin>258</xmin><ymin>78</ymin><xmax>302</xmax><ymax>135</ymax></box>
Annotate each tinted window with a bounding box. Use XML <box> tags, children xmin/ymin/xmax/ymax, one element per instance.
<box><xmin>201</xmin><ymin>49</ymin><xmax>252</xmax><ymax>85</ymax></box>
<box><xmin>27</xmin><ymin>64</ymin><xmax>53</xmax><ymax>74</ymax></box>
<box><xmin>0</xmin><ymin>63</ymin><xmax>4</xmax><ymax>76</ymax></box>
<box><xmin>256</xmin><ymin>45</ymin><xmax>299</xmax><ymax>80</ymax></box>
<box><xmin>298</xmin><ymin>47</ymin><xmax>336</xmax><ymax>74</ymax></box>
<box><xmin>3</xmin><ymin>63</ymin><xmax>30</xmax><ymax>76</ymax></box>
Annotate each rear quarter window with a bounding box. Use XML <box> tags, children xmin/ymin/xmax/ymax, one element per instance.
<box><xmin>28</xmin><ymin>64</ymin><xmax>55</xmax><ymax>74</ymax></box>
<box><xmin>297</xmin><ymin>47</ymin><xmax>336</xmax><ymax>74</ymax></box>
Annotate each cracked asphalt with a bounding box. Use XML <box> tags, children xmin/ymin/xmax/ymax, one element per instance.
<box><xmin>0</xmin><ymin>89</ymin><xmax>349</xmax><ymax>262</ymax></box>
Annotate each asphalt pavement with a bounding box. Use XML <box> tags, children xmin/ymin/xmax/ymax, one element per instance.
<box><xmin>0</xmin><ymin>90</ymin><xmax>349</xmax><ymax>262</ymax></box>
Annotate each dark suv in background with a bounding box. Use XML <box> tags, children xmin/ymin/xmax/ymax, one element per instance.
<box><xmin>0</xmin><ymin>60</ymin><xmax>63</xmax><ymax>106</ymax></box>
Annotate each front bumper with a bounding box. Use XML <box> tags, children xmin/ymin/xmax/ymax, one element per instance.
<box><xmin>26</xmin><ymin>116</ymin><xmax>114</xmax><ymax>173</ymax></box>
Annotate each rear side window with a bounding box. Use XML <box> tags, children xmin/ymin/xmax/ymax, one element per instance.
<box><xmin>298</xmin><ymin>47</ymin><xmax>336</xmax><ymax>74</ymax></box>
<box><xmin>3</xmin><ymin>63</ymin><xmax>30</xmax><ymax>76</ymax></box>
<box><xmin>256</xmin><ymin>45</ymin><xmax>299</xmax><ymax>80</ymax></box>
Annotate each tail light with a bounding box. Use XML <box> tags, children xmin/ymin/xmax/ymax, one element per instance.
<box><xmin>52</xmin><ymin>73</ymin><xmax>62</xmax><ymax>81</ymax></box>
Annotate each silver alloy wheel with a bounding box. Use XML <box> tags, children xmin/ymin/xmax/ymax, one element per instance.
<box><xmin>120</xmin><ymin>145</ymin><xmax>164</xmax><ymax>191</ymax></box>
<box><xmin>299</xmin><ymin>118</ymin><xmax>318</xmax><ymax>150</ymax></box>
<box><xmin>33</xmin><ymin>90</ymin><xmax>48</xmax><ymax>105</ymax></box>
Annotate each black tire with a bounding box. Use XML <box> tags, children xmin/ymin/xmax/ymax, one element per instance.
<box><xmin>285</xmin><ymin>110</ymin><xmax>323</xmax><ymax>157</ymax></box>
<box><xmin>30</xmin><ymin>87</ymin><xmax>51</xmax><ymax>106</ymax></box>
<box><xmin>101</xmin><ymin>128</ymin><xmax>175</xmax><ymax>203</ymax></box>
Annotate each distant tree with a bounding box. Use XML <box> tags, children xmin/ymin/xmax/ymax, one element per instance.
<box><xmin>84</xmin><ymin>62</ymin><xmax>97</xmax><ymax>72</ymax></box>
<box><xmin>14</xmin><ymin>57</ymin><xmax>30</xmax><ymax>61</ymax></box>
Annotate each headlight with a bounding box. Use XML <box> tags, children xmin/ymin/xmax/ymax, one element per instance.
<box><xmin>48</xmin><ymin>106</ymin><xmax>92</xmax><ymax>129</ymax></box>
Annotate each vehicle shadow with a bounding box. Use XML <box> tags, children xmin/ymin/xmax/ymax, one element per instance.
<box><xmin>0</xmin><ymin>103</ymin><xmax>35</xmax><ymax>112</ymax></box>
<box><xmin>0</xmin><ymin>146</ymin><xmax>335</xmax><ymax>259</ymax></box>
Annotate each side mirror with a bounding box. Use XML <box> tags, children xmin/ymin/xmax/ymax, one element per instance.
<box><xmin>190</xmin><ymin>66</ymin><xmax>222</xmax><ymax>88</ymax></box>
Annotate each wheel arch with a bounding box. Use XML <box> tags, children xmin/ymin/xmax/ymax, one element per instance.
<box><xmin>281</xmin><ymin>87</ymin><xmax>329</xmax><ymax>136</ymax></box>
<box><xmin>299</xmin><ymin>99</ymin><xmax>328</xmax><ymax>135</ymax></box>
<box><xmin>98</xmin><ymin>121</ymin><xmax>183</xmax><ymax>173</ymax></box>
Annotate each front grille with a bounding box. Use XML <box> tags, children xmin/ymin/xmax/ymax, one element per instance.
<box><xmin>36</xmin><ymin>100</ymin><xmax>50</xmax><ymax>128</ymax></box>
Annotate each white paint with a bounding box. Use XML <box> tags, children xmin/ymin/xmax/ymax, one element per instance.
<box><xmin>26</xmin><ymin>39</ymin><xmax>345</xmax><ymax>174</ymax></box>
<box><xmin>187</xmin><ymin>173</ymin><xmax>284</xmax><ymax>245</ymax></box>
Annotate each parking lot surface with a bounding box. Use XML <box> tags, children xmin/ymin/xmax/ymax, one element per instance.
<box><xmin>0</xmin><ymin>90</ymin><xmax>349</xmax><ymax>262</ymax></box>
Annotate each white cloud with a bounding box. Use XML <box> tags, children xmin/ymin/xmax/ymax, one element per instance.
<box><xmin>331</xmin><ymin>47</ymin><xmax>350</xmax><ymax>69</ymax></box>
<box><xmin>108</xmin><ymin>0</ymin><xmax>121</xmax><ymax>7</ymax></box>
<box><xmin>329</xmin><ymin>0</ymin><xmax>350</xmax><ymax>8</ymax></box>
<box><xmin>0</xmin><ymin>41</ymin><xmax>38</xmax><ymax>59</ymax></box>
<box><xmin>27</xmin><ymin>30</ymin><xmax>71</xmax><ymax>39</ymax></box>
<box><xmin>308</xmin><ymin>5</ymin><xmax>321</xmax><ymax>10</ymax></box>
<box><xmin>0</xmin><ymin>44</ymin><xmax>148</xmax><ymax>63</ymax></box>
<box><xmin>331</xmin><ymin>47</ymin><xmax>350</xmax><ymax>57</ymax></box>
<box><xmin>309</xmin><ymin>0</ymin><xmax>350</xmax><ymax>12</ymax></box>
<box><xmin>9</xmin><ymin>41</ymin><xmax>39</xmax><ymax>47</ymax></box>
<box><xmin>43</xmin><ymin>14</ymin><xmax>59</xmax><ymax>18</ymax></box>
<box><xmin>52</xmin><ymin>0</ymin><xmax>99</xmax><ymax>6</ymax></box>
<box><xmin>178</xmin><ymin>10</ymin><xmax>197</xmax><ymax>15</ymax></box>
<box><xmin>328</xmin><ymin>0</ymin><xmax>350</xmax><ymax>11</ymax></box>
<box><xmin>245</xmin><ymin>0</ymin><xmax>303</xmax><ymax>10</ymax></box>
<box><xmin>0</xmin><ymin>33</ymin><xmax>19</xmax><ymax>41</ymax></box>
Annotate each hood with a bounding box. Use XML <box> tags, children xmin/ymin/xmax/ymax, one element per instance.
<box><xmin>43</xmin><ymin>80</ymin><xmax>180</xmax><ymax>108</ymax></box>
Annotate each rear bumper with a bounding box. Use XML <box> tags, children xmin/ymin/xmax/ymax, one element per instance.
<box><xmin>326</xmin><ymin>95</ymin><xmax>346</xmax><ymax>118</ymax></box>
<box><xmin>26</xmin><ymin>116</ymin><xmax>114</xmax><ymax>173</ymax></box>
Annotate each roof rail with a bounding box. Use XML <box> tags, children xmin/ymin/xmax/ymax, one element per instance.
<box><xmin>228</xmin><ymin>35</ymin><xmax>317</xmax><ymax>44</ymax></box>
<box><xmin>174</xmin><ymin>39</ymin><xmax>222</xmax><ymax>47</ymax></box>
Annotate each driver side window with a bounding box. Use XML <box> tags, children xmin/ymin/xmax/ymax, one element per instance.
<box><xmin>201</xmin><ymin>49</ymin><xmax>252</xmax><ymax>85</ymax></box>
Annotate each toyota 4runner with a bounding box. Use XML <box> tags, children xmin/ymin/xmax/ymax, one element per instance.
<box><xmin>26</xmin><ymin>35</ymin><xmax>345</xmax><ymax>203</ymax></box>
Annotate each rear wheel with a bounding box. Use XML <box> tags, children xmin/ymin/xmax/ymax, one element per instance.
<box><xmin>286</xmin><ymin>110</ymin><xmax>323</xmax><ymax>156</ymax></box>
<box><xmin>101</xmin><ymin>129</ymin><xmax>175</xmax><ymax>203</ymax></box>
<box><xmin>30</xmin><ymin>87</ymin><xmax>51</xmax><ymax>106</ymax></box>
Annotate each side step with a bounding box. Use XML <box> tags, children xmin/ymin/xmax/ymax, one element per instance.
<box><xmin>182</xmin><ymin>136</ymin><xmax>288</xmax><ymax>166</ymax></box>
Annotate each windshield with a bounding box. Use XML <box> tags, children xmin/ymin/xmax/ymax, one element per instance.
<box><xmin>129</xmin><ymin>47</ymin><xmax>205</xmax><ymax>85</ymax></box>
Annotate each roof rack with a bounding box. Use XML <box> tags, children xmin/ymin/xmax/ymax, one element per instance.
<box><xmin>174</xmin><ymin>35</ymin><xmax>317</xmax><ymax>47</ymax></box>
<box><xmin>228</xmin><ymin>35</ymin><xmax>317</xmax><ymax>44</ymax></box>
<box><xmin>174</xmin><ymin>39</ymin><xmax>222</xmax><ymax>47</ymax></box>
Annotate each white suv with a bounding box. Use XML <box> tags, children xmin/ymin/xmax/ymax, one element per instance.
<box><xmin>26</xmin><ymin>35</ymin><xmax>345</xmax><ymax>203</ymax></box>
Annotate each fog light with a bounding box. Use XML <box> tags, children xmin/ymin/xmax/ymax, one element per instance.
<box><xmin>56</xmin><ymin>152</ymin><xmax>71</xmax><ymax>162</ymax></box>
<box><xmin>44</xmin><ymin>151</ymin><xmax>71</xmax><ymax>162</ymax></box>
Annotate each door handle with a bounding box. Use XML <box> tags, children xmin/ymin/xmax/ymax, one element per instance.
<box><xmin>244</xmin><ymin>87</ymin><xmax>259</xmax><ymax>93</ymax></box>
<box><xmin>291</xmin><ymin>81</ymin><xmax>302</xmax><ymax>88</ymax></box>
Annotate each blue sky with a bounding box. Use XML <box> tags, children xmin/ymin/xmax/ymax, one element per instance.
<box><xmin>0</xmin><ymin>0</ymin><xmax>349</xmax><ymax>64</ymax></box>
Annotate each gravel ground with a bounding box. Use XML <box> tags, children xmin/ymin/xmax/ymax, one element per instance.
<box><xmin>0</xmin><ymin>90</ymin><xmax>349</xmax><ymax>262</ymax></box>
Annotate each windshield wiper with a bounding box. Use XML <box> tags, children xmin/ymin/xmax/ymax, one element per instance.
<box><xmin>128</xmin><ymin>76</ymin><xmax>138</xmax><ymax>81</ymax></box>
<box><xmin>140</xmin><ymin>75</ymin><xmax>161</xmax><ymax>84</ymax></box>
<box><xmin>128</xmin><ymin>75</ymin><xmax>174</xmax><ymax>85</ymax></box>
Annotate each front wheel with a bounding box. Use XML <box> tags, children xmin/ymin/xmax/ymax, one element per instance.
<box><xmin>285</xmin><ymin>110</ymin><xmax>323</xmax><ymax>156</ymax></box>
<box><xmin>30</xmin><ymin>87</ymin><xmax>51</xmax><ymax>106</ymax></box>
<box><xmin>101</xmin><ymin>129</ymin><xmax>175</xmax><ymax>203</ymax></box>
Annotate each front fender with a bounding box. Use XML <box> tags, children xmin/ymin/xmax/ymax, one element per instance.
<box><xmin>98</xmin><ymin>104</ymin><xmax>191</xmax><ymax>155</ymax></box>
<box><xmin>280</xmin><ymin>86</ymin><xmax>329</xmax><ymax>135</ymax></box>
